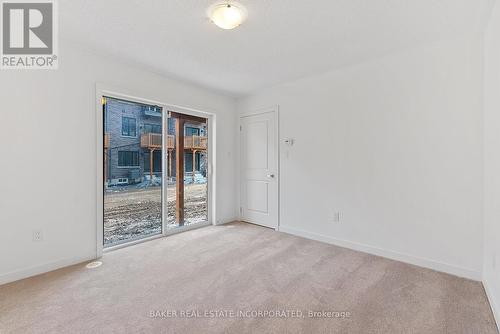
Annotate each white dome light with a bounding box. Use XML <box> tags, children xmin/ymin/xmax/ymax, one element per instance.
<box><xmin>208</xmin><ymin>2</ymin><xmax>247</xmax><ymax>30</ymax></box>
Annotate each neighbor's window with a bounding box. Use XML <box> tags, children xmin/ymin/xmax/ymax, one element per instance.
<box><xmin>118</xmin><ymin>151</ymin><xmax>139</xmax><ymax>167</ymax></box>
<box><xmin>185</xmin><ymin>126</ymin><xmax>200</xmax><ymax>136</ymax></box>
<box><xmin>122</xmin><ymin>117</ymin><xmax>137</xmax><ymax>137</ymax></box>
<box><xmin>143</xmin><ymin>123</ymin><xmax>162</xmax><ymax>134</ymax></box>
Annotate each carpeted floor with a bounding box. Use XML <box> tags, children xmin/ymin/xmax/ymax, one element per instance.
<box><xmin>0</xmin><ymin>222</ymin><xmax>498</xmax><ymax>334</ymax></box>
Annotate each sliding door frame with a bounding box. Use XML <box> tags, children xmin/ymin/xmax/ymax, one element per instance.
<box><xmin>95</xmin><ymin>83</ymin><xmax>216</xmax><ymax>257</ymax></box>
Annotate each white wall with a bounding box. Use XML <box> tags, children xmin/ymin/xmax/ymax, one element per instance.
<box><xmin>0</xmin><ymin>41</ymin><xmax>238</xmax><ymax>284</ymax></box>
<box><xmin>483</xmin><ymin>0</ymin><xmax>500</xmax><ymax>325</ymax></box>
<box><xmin>238</xmin><ymin>35</ymin><xmax>484</xmax><ymax>280</ymax></box>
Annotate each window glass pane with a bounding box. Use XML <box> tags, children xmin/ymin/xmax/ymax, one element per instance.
<box><xmin>122</xmin><ymin>117</ymin><xmax>127</xmax><ymax>135</ymax></box>
<box><xmin>185</xmin><ymin>126</ymin><xmax>200</xmax><ymax>136</ymax></box>
<box><xmin>104</xmin><ymin>96</ymin><xmax>163</xmax><ymax>247</ymax></box>
<box><xmin>121</xmin><ymin>117</ymin><xmax>136</xmax><ymax>136</ymax></box>
<box><xmin>167</xmin><ymin>117</ymin><xmax>208</xmax><ymax>229</ymax></box>
<box><xmin>144</xmin><ymin>123</ymin><xmax>162</xmax><ymax>134</ymax></box>
<box><xmin>130</xmin><ymin>119</ymin><xmax>136</xmax><ymax>136</ymax></box>
<box><xmin>118</xmin><ymin>151</ymin><xmax>139</xmax><ymax>166</ymax></box>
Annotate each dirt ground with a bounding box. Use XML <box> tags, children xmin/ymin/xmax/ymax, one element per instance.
<box><xmin>103</xmin><ymin>183</ymin><xmax>207</xmax><ymax>246</ymax></box>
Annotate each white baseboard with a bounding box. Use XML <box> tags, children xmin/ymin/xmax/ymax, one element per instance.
<box><xmin>1</xmin><ymin>220</ymin><xmax>238</xmax><ymax>286</ymax></box>
<box><xmin>215</xmin><ymin>217</ymin><xmax>239</xmax><ymax>226</ymax></box>
<box><xmin>0</xmin><ymin>254</ymin><xmax>96</xmax><ymax>286</ymax></box>
<box><xmin>483</xmin><ymin>277</ymin><xmax>500</xmax><ymax>330</ymax></box>
<box><xmin>278</xmin><ymin>225</ymin><xmax>481</xmax><ymax>281</ymax></box>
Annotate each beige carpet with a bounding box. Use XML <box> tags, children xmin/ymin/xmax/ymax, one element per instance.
<box><xmin>0</xmin><ymin>222</ymin><xmax>498</xmax><ymax>334</ymax></box>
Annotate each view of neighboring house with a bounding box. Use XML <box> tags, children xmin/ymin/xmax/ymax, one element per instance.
<box><xmin>104</xmin><ymin>97</ymin><xmax>207</xmax><ymax>187</ymax></box>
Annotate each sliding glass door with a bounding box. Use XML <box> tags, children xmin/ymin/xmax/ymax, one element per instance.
<box><xmin>102</xmin><ymin>97</ymin><xmax>209</xmax><ymax>248</ymax></box>
<box><xmin>166</xmin><ymin>112</ymin><xmax>209</xmax><ymax>229</ymax></box>
<box><xmin>103</xmin><ymin>96</ymin><xmax>163</xmax><ymax>247</ymax></box>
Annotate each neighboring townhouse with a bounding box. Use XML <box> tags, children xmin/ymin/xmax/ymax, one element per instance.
<box><xmin>104</xmin><ymin>97</ymin><xmax>207</xmax><ymax>186</ymax></box>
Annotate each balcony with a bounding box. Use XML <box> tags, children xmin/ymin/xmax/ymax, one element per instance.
<box><xmin>184</xmin><ymin>135</ymin><xmax>207</xmax><ymax>150</ymax></box>
<box><xmin>141</xmin><ymin>133</ymin><xmax>207</xmax><ymax>150</ymax></box>
<box><xmin>141</xmin><ymin>133</ymin><xmax>162</xmax><ymax>149</ymax></box>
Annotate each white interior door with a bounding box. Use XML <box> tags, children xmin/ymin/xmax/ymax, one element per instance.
<box><xmin>240</xmin><ymin>110</ymin><xmax>278</xmax><ymax>229</ymax></box>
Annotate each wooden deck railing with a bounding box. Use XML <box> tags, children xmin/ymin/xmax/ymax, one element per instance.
<box><xmin>140</xmin><ymin>133</ymin><xmax>162</xmax><ymax>149</ymax></box>
<box><xmin>104</xmin><ymin>133</ymin><xmax>110</xmax><ymax>149</ymax></box>
<box><xmin>166</xmin><ymin>135</ymin><xmax>174</xmax><ymax>148</ymax></box>
<box><xmin>141</xmin><ymin>133</ymin><xmax>207</xmax><ymax>150</ymax></box>
<box><xmin>184</xmin><ymin>135</ymin><xmax>208</xmax><ymax>150</ymax></box>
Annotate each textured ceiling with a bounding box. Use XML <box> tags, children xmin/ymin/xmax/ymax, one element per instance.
<box><xmin>60</xmin><ymin>0</ymin><xmax>495</xmax><ymax>96</ymax></box>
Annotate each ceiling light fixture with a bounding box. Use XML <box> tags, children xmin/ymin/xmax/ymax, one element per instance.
<box><xmin>208</xmin><ymin>2</ymin><xmax>247</xmax><ymax>30</ymax></box>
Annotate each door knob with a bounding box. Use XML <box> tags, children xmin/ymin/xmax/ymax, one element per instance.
<box><xmin>267</xmin><ymin>174</ymin><xmax>275</xmax><ymax>178</ymax></box>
